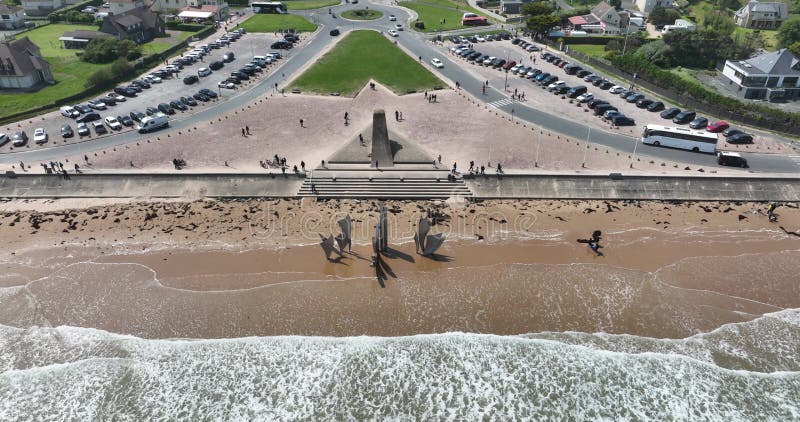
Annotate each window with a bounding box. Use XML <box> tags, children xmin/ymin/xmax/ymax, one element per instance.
<box><xmin>782</xmin><ymin>77</ymin><xmax>798</xmax><ymax>87</ymax></box>
<box><xmin>1</xmin><ymin>14</ymin><xmax>10</xmax><ymax>19</ymax></box>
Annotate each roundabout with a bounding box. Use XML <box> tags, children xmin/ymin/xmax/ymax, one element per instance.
<box><xmin>340</xmin><ymin>8</ymin><xmax>383</xmax><ymax>20</ymax></box>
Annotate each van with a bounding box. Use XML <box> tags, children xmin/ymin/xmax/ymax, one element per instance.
<box><xmin>594</xmin><ymin>104</ymin><xmax>617</xmax><ymax>116</ymax></box>
<box><xmin>564</xmin><ymin>64</ymin><xmax>581</xmax><ymax>75</ymax></box>
<box><xmin>253</xmin><ymin>55</ymin><xmax>267</xmax><ymax>65</ymax></box>
<box><xmin>717</xmin><ymin>151</ymin><xmax>748</xmax><ymax>168</ymax></box>
<box><xmin>137</xmin><ymin>112</ymin><xmax>169</xmax><ymax>133</ymax></box>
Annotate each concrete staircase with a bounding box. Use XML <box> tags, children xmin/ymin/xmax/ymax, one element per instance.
<box><xmin>298</xmin><ymin>171</ymin><xmax>473</xmax><ymax>199</ymax></box>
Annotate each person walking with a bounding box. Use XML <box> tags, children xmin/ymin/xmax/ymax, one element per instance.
<box><xmin>246</xmin><ymin>126</ymin><xmax>250</xmax><ymax>135</ymax></box>
<box><xmin>299</xmin><ymin>118</ymin><xmax>304</xmax><ymax>127</ymax></box>
<box><xmin>480</xmin><ymin>165</ymin><xmax>485</xmax><ymax>175</ymax></box>
<box><xmin>482</xmin><ymin>85</ymin><xmax>486</xmax><ymax>95</ymax></box>
<box><xmin>242</xmin><ymin>128</ymin><xmax>246</xmax><ymax>137</ymax></box>
<box><xmin>301</xmin><ymin>161</ymin><xmax>305</xmax><ymax>171</ymax></box>
<box><xmin>395</xmin><ymin>110</ymin><xmax>399</xmax><ymax>121</ymax></box>
<box><xmin>437</xmin><ymin>154</ymin><xmax>442</xmax><ymax>164</ymax></box>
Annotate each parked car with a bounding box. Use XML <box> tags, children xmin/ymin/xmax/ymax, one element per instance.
<box><xmin>209</xmin><ymin>60</ymin><xmax>224</xmax><ymax>71</ymax></box>
<box><xmin>60</xmin><ymin>106</ymin><xmax>80</xmax><ymax>118</ymax></box>
<box><xmin>594</xmin><ymin>104</ymin><xmax>617</xmax><ymax>116</ymax></box>
<box><xmin>146</xmin><ymin>106</ymin><xmax>159</xmax><ymax>116</ymax></box>
<box><xmin>157</xmin><ymin>103</ymin><xmax>175</xmax><ymax>115</ymax></box>
<box><xmin>673</xmin><ymin>111</ymin><xmax>697</xmax><ymax>124</ymax></box>
<box><xmin>170</xmin><ymin>100</ymin><xmax>187</xmax><ymax>111</ymax></box>
<box><xmin>270</xmin><ymin>40</ymin><xmax>292</xmax><ymax>49</ymax></box>
<box><xmin>222</xmin><ymin>52</ymin><xmax>235</xmax><ymax>62</ymax></box>
<box><xmin>723</xmin><ymin>128</ymin><xmax>744</xmax><ymax>138</ymax></box>
<box><xmin>130</xmin><ymin>111</ymin><xmax>146</xmax><ymax>123</ymax></box>
<box><xmin>87</xmin><ymin>99</ymin><xmax>107</xmax><ymax>110</ymax></box>
<box><xmin>609</xmin><ymin>85</ymin><xmax>625</xmax><ymax>94</ymax></box>
<box><xmin>76</xmin><ymin>112</ymin><xmax>101</xmax><ymax>123</ymax></box>
<box><xmin>183</xmin><ymin>75</ymin><xmax>199</xmax><ymax>85</ymax></box>
<box><xmin>218</xmin><ymin>81</ymin><xmax>235</xmax><ymax>89</ymax></box>
<box><xmin>598</xmin><ymin>81</ymin><xmax>614</xmax><ymax>90</ymax></box>
<box><xmin>727</xmin><ymin>133</ymin><xmax>754</xmax><ymax>144</ymax></box>
<box><xmin>0</xmin><ymin>133</ymin><xmax>7</xmax><ymax>147</ymax></box>
<box><xmin>567</xmin><ymin>85</ymin><xmax>587</xmax><ymax>98</ymax></box>
<box><xmin>624</xmin><ymin>93</ymin><xmax>644</xmax><ymax>103</ymax></box>
<box><xmin>647</xmin><ymin>101</ymin><xmax>665</xmax><ymax>112</ymax></box>
<box><xmin>198</xmin><ymin>67</ymin><xmax>212</xmax><ymax>77</ymax></box>
<box><xmin>131</xmin><ymin>79</ymin><xmax>150</xmax><ymax>89</ymax></box>
<box><xmin>75</xmin><ymin>104</ymin><xmax>92</xmax><ymax>113</ymax></box>
<box><xmin>104</xmin><ymin>116</ymin><xmax>122</xmax><ymax>130</ymax></box>
<box><xmin>660</xmin><ymin>107</ymin><xmax>681</xmax><ymax>119</ymax></box>
<box><xmin>181</xmin><ymin>96</ymin><xmax>197</xmax><ymax>107</ymax></box>
<box><xmin>604</xmin><ymin>110</ymin><xmax>625</xmax><ymax>119</ymax></box>
<box><xmin>717</xmin><ymin>151</ymin><xmax>748</xmax><ymax>168</ymax></box>
<box><xmin>92</xmin><ymin>121</ymin><xmax>107</xmax><ymax>134</ymax></box>
<box><xmin>611</xmin><ymin>116</ymin><xmax>636</xmax><ymax>126</ymax></box>
<box><xmin>548</xmin><ymin>80</ymin><xmax>566</xmax><ymax>91</ymax></box>
<box><xmin>199</xmin><ymin>88</ymin><xmax>218</xmax><ymax>99</ymax></box>
<box><xmin>106</xmin><ymin>93</ymin><xmax>126</xmax><ymax>102</ymax></box>
<box><xmin>101</xmin><ymin>96</ymin><xmax>117</xmax><ymax>106</ymax></box>
<box><xmin>61</xmin><ymin>124</ymin><xmax>74</xmax><ymax>138</ymax></box>
<box><xmin>12</xmin><ymin>131</ymin><xmax>28</xmax><ymax>147</ymax></box>
<box><xmin>194</xmin><ymin>92</ymin><xmax>210</xmax><ymax>102</ymax></box>
<box><xmin>587</xmin><ymin>99</ymin><xmax>609</xmax><ymax>109</ymax></box>
<box><xmin>636</xmin><ymin>98</ymin><xmax>653</xmax><ymax>108</ymax></box>
<box><xmin>576</xmin><ymin>92</ymin><xmax>594</xmax><ymax>103</ymax></box>
<box><xmin>553</xmin><ymin>85</ymin><xmax>570</xmax><ymax>95</ymax></box>
<box><xmin>118</xmin><ymin>115</ymin><xmax>134</xmax><ymax>126</ymax></box>
<box><xmin>33</xmin><ymin>128</ymin><xmax>48</xmax><ymax>144</ymax></box>
<box><xmin>707</xmin><ymin>121</ymin><xmax>730</xmax><ymax>132</ymax></box>
<box><xmin>688</xmin><ymin>117</ymin><xmax>708</xmax><ymax>129</ymax></box>
<box><xmin>76</xmin><ymin>123</ymin><xmax>90</xmax><ymax>137</ymax></box>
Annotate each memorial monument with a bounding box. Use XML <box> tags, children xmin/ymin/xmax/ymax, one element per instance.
<box><xmin>414</xmin><ymin>216</ymin><xmax>445</xmax><ymax>256</ymax></box>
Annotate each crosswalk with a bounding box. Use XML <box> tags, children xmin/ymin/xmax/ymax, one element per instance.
<box><xmin>488</xmin><ymin>98</ymin><xmax>516</xmax><ymax>109</ymax></box>
<box><xmin>788</xmin><ymin>155</ymin><xmax>800</xmax><ymax>167</ymax></box>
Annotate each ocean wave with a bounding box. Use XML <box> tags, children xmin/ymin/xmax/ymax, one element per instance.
<box><xmin>0</xmin><ymin>325</ymin><xmax>798</xmax><ymax>421</ymax></box>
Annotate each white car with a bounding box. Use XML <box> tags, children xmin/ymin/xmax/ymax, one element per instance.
<box><xmin>218</xmin><ymin>81</ymin><xmax>235</xmax><ymax>89</ymax></box>
<box><xmin>388</xmin><ymin>29</ymin><xmax>399</xmax><ymax>37</ymax></box>
<box><xmin>510</xmin><ymin>64</ymin><xmax>522</xmax><ymax>73</ymax></box>
<box><xmin>146</xmin><ymin>75</ymin><xmax>162</xmax><ymax>83</ymax></box>
<box><xmin>482</xmin><ymin>56</ymin><xmax>496</xmax><ymax>65</ymax></box>
<box><xmin>33</xmin><ymin>128</ymin><xmax>47</xmax><ymax>144</ymax></box>
<box><xmin>389</xmin><ymin>14</ymin><xmax>397</xmax><ymax>21</ymax></box>
<box><xmin>198</xmin><ymin>67</ymin><xmax>212</xmax><ymax>77</ymax></box>
<box><xmin>430</xmin><ymin>57</ymin><xmax>444</xmax><ymax>68</ymax></box>
<box><xmin>395</xmin><ymin>24</ymin><xmax>403</xmax><ymax>31</ymax></box>
<box><xmin>609</xmin><ymin>85</ymin><xmax>625</xmax><ymax>94</ymax></box>
<box><xmin>548</xmin><ymin>81</ymin><xmax>565</xmax><ymax>90</ymax></box>
<box><xmin>104</xmin><ymin>116</ymin><xmax>122</xmax><ymax>130</ymax></box>
<box><xmin>475</xmin><ymin>35</ymin><xmax>485</xmax><ymax>42</ymax></box>
<box><xmin>576</xmin><ymin>92</ymin><xmax>594</xmax><ymax>103</ymax></box>
<box><xmin>60</xmin><ymin>106</ymin><xmax>79</xmax><ymax>118</ymax></box>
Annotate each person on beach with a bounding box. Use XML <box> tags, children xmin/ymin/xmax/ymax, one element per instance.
<box><xmin>768</xmin><ymin>203</ymin><xmax>778</xmax><ymax>222</ymax></box>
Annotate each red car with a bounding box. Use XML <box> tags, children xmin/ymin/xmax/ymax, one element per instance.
<box><xmin>707</xmin><ymin>121</ymin><xmax>730</xmax><ymax>132</ymax></box>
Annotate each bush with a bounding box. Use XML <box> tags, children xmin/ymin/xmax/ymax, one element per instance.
<box><xmin>82</xmin><ymin>38</ymin><xmax>142</xmax><ymax>63</ymax></box>
<box><xmin>86</xmin><ymin>67</ymin><xmax>113</xmax><ymax>88</ymax></box>
<box><xmin>165</xmin><ymin>21</ymin><xmax>208</xmax><ymax>31</ymax></box>
<box><xmin>110</xmin><ymin>58</ymin><xmax>133</xmax><ymax>76</ymax></box>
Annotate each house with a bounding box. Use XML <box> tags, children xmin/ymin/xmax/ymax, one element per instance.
<box><xmin>0</xmin><ymin>4</ymin><xmax>26</xmax><ymax>30</ymax></box>
<box><xmin>20</xmin><ymin>0</ymin><xmax>65</xmax><ymax>16</ymax></box>
<box><xmin>99</xmin><ymin>6</ymin><xmax>164</xmax><ymax>44</ymax></box>
<box><xmin>635</xmin><ymin>0</ymin><xmax>673</xmax><ymax>15</ymax></box>
<box><xmin>722</xmin><ymin>49</ymin><xmax>800</xmax><ymax>101</ymax></box>
<box><xmin>0</xmin><ymin>37</ymin><xmax>54</xmax><ymax>89</ymax></box>
<box><xmin>568</xmin><ymin>1</ymin><xmax>636</xmax><ymax>35</ymax></box>
<box><xmin>151</xmin><ymin>0</ymin><xmax>229</xmax><ymax>21</ymax></box>
<box><xmin>734</xmin><ymin>0</ymin><xmax>789</xmax><ymax>29</ymax></box>
<box><xmin>500</xmin><ymin>0</ymin><xmax>533</xmax><ymax>15</ymax></box>
<box><xmin>108</xmin><ymin>0</ymin><xmax>145</xmax><ymax>16</ymax></box>
<box><xmin>58</xmin><ymin>30</ymin><xmax>113</xmax><ymax>49</ymax></box>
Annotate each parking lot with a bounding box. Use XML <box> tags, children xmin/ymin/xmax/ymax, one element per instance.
<box><xmin>1</xmin><ymin>31</ymin><xmax>298</xmax><ymax>153</ymax></box>
<box><xmin>434</xmin><ymin>36</ymin><xmax>792</xmax><ymax>156</ymax></box>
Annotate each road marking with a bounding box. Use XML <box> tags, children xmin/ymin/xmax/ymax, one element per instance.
<box><xmin>488</xmin><ymin>98</ymin><xmax>515</xmax><ymax>109</ymax></box>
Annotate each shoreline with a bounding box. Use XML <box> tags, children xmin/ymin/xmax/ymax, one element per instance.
<box><xmin>1</xmin><ymin>198</ymin><xmax>798</xmax><ymax>340</ymax></box>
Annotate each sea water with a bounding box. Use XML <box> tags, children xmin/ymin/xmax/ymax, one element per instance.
<box><xmin>1</xmin><ymin>310</ymin><xmax>798</xmax><ymax>421</ymax></box>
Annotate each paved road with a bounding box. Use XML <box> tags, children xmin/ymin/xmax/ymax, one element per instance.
<box><xmin>3</xmin><ymin>1</ymin><xmax>799</xmax><ymax>175</ymax></box>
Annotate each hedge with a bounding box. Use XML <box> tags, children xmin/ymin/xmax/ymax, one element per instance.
<box><xmin>555</xmin><ymin>36</ymin><xmax>624</xmax><ymax>45</ymax></box>
<box><xmin>165</xmin><ymin>21</ymin><xmax>210</xmax><ymax>32</ymax></box>
<box><xmin>48</xmin><ymin>0</ymin><xmax>104</xmax><ymax>23</ymax></box>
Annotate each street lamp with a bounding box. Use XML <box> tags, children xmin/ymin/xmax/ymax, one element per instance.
<box><xmin>630</xmin><ymin>131</ymin><xmax>640</xmax><ymax>168</ymax></box>
<box><xmin>582</xmin><ymin>127</ymin><xmax>591</xmax><ymax>168</ymax></box>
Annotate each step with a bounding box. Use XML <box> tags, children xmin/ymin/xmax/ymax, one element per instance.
<box><xmin>298</xmin><ymin>175</ymin><xmax>473</xmax><ymax>199</ymax></box>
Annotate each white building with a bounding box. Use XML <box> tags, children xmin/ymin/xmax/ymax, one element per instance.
<box><xmin>151</xmin><ymin>0</ymin><xmax>229</xmax><ymax>21</ymax></box>
<box><xmin>734</xmin><ymin>0</ymin><xmax>789</xmax><ymax>29</ymax></box>
<box><xmin>635</xmin><ymin>0</ymin><xmax>673</xmax><ymax>15</ymax></box>
<box><xmin>0</xmin><ymin>4</ymin><xmax>26</xmax><ymax>30</ymax></box>
<box><xmin>722</xmin><ymin>49</ymin><xmax>800</xmax><ymax>101</ymax></box>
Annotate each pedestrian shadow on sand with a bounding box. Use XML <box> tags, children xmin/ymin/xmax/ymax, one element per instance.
<box><xmin>424</xmin><ymin>253</ymin><xmax>453</xmax><ymax>262</ymax></box>
<box><xmin>383</xmin><ymin>247</ymin><xmax>415</xmax><ymax>263</ymax></box>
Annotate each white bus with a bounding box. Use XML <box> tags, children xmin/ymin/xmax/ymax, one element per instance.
<box><xmin>642</xmin><ymin>124</ymin><xmax>718</xmax><ymax>153</ymax></box>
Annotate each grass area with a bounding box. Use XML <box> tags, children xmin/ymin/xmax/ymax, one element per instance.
<box><xmin>733</xmin><ymin>26</ymin><xmax>779</xmax><ymax>50</ymax></box>
<box><xmin>239</xmin><ymin>14</ymin><xmax>318</xmax><ymax>32</ymax></box>
<box><xmin>341</xmin><ymin>9</ymin><xmax>383</xmax><ymax>20</ymax></box>
<box><xmin>290</xmin><ymin>30</ymin><xmax>443</xmax><ymax>95</ymax></box>
<box><xmin>0</xmin><ymin>25</ymin><xmax>196</xmax><ymax>119</ymax></box>
<box><xmin>569</xmin><ymin>44</ymin><xmax>607</xmax><ymax>58</ymax></box>
<box><xmin>141</xmin><ymin>31</ymin><xmax>193</xmax><ymax>55</ymax></box>
<box><xmin>285</xmin><ymin>0</ymin><xmax>340</xmax><ymax>10</ymax></box>
<box><xmin>400</xmin><ymin>2</ymin><xmax>474</xmax><ymax>32</ymax></box>
<box><xmin>417</xmin><ymin>0</ymin><xmax>485</xmax><ymax>15</ymax></box>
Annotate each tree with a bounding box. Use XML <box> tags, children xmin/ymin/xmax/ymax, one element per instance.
<box><xmin>790</xmin><ymin>41</ymin><xmax>800</xmax><ymax>57</ymax></box>
<box><xmin>86</xmin><ymin>67</ymin><xmax>113</xmax><ymax>88</ymax></box>
<box><xmin>110</xmin><ymin>58</ymin><xmax>133</xmax><ymax>76</ymax></box>
<box><xmin>82</xmin><ymin>38</ymin><xmax>118</xmax><ymax>63</ymax></box>
<box><xmin>662</xmin><ymin>29</ymin><xmax>735</xmax><ymax>68</ymax></box>
<box><xmin>608</xmin><ymin>0</ymin><xmax>621</xmax><ymax>8</ymax></box>
<box><xmin>521</xmin><ymin>1</ymin><xmax>552</xmax><ymax>17</ymax></box>
<box><xmin>115</xmin><ymin>39</ymin><xmax>142</xmax><ymax>61</ymax></box>
<box><xmin>648</xmin><ymin>6</ymin><xmax>681</xmax><ymax>26</ymax></box>
<box><xmin>635</xmin><ymin>39</ymin><xmax>670</xmax><ymax>66</ymax></box>
<box><xmin>526</xmin><ymin>14</ymin><xmax>560</xmax><ymax>36</ymax></box>
<box><xmin>777</xmin><ymin>15</ymin><xmax>800</xmax><ymax>48</ymax></box>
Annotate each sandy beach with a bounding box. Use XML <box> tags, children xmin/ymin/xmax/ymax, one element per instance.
<box><xmin>1</xmin><ymin>197</ymin><xmax>798</xmax><ymax>340</ymax></box>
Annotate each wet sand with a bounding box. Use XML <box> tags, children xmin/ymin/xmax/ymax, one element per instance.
<box><xmin>0</xmin><ymin>198</ymin><xmax>798</xmax><ymax>339</ymax></box>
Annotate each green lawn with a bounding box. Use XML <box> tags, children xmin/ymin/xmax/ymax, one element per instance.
<box><xmin>400</xmin><ymin>2</ymin><xmax>476</xmax><ymax>32</ymax></box>
<box><xmin>290</xmin><ymin>30</ymin><xmax>444</xmax><ymax>95</ymax></box>
<box><xmin>569</xmin><ymin>44</ymin><xmax>606</xmax><ymax>58</ymax></box>
<box><xmin>239</xmin><ymin>14</ymin><xmax>318</xmax><ymax>32</ymax></box>
<box><xmin>341</xmin><ymin>9</ymin><xmax>383</xmax><ymax>20</ymax></box>
<box><xmin>285</xmin><ymin>0</ymin><xmax>340</xmax><ymax>10</ymax></box>
<box><xmin>21</xmin><ymin>23</ymin><xmax>99</xmax><ymax>58</ymax></box>
<box><xmin>733</xmin><ymin>26</ymin><xmax>779</xmax><ymax>50</ymax></box>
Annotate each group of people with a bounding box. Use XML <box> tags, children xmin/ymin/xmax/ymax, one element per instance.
<box><xmin>241</xmin><ymin>126</ymin><xmax>252</xmax><ymax>137</ymax></box>
<box><xmin>41</xmin><ymin>161</ymin><xmax>74</xmax><ymax>178</ymax></box>
<box><xmin>172</xmin><ymin>158</ymin><xmax>186</xmax><ymax>170</ymax></box>
<box><xmin>423</xmin><ymin>92</ymin><xmax>438</xmax><ymax>103</ymax></box>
